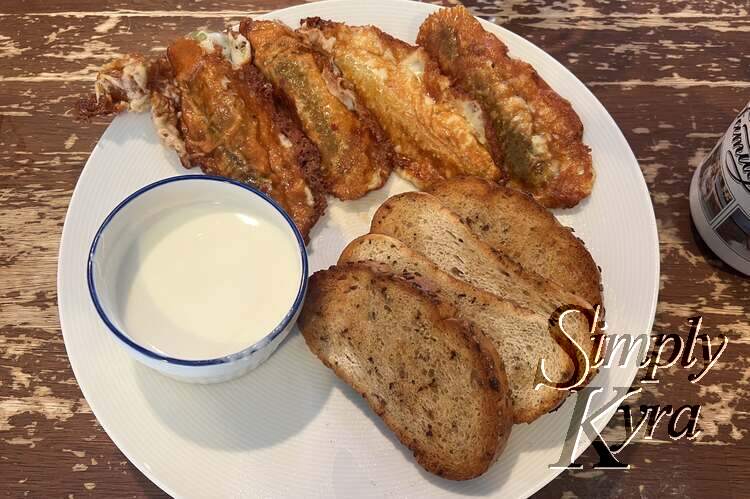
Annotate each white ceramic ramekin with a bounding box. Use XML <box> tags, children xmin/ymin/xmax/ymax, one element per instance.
<box><xmin>87</xmin><ymin>175</ymin><xmax>308</xmax><ymax>383</ymax></box>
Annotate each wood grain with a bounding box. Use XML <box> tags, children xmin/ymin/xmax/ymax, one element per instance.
<box><xmin>1</xmin><ymin>0</ymin><xmax>749</xmax><ymax>497</ymax></box>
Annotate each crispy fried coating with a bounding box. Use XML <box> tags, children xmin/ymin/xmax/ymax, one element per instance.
<box><xmin>168</xmin><ymin>38</ymin><xmax>326</xmax><ymax>240</ymax></box>
<box><xmin>77</xmin><ymin>54</ymin><xmax>187</xmax><ymax>163</ymax></box>
<box><xmin>417</xmin><ymin>6</ymin><xmax>594</xmax><ymax>208</ymax></box>
<box><xmin>299</xmin><ymin>17</ymin><xmax>500</xmax><ymax>190</ymax></box>
<box><xmin>241</xmin><ymin>19</ymin><xmax>392</xmax><ymax>200</ymax></box>
<box><xmin>77</xmin><ymin>54</ymin><xmax>151</xmax><ymax>117</ymax></box>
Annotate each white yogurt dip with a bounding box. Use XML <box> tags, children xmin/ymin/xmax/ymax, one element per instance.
<box><xmin>114</xmin><ymin>202</ymin><xmax>302</xmax><ymax>360</ymax></box>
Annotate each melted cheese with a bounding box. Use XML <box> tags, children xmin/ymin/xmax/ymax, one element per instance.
<box><xmin>459</xmin><ymin>99</ymin><xmax>487</xmax><ymax>145</ymax></box>
<box><xmin>95</xmin><ymin>55</ymin><xmax>150</xmax><ymax>112</ymax></box>
<box><xmin>531</xmin><ymin>135</ymin><xmax>550</xmax><ymax>157</ymax></box>
<box><xmin>278</xmin><ymin>133</ymin><xmax>293</xmax><ymax>149</ymax></box>
<box><xmin>322</xmin><ymin>69</ymin><xmax>357</xmax><ymax>111</ymax></box>
<box><xmin>402</xmin><ymin>51</ymin><xmax>425</xmax><ymax>80</ymax></box>
<box><xmin>303</xmin><ymin>186</ymin><xmax>315</xmax><ymax>207</ymax></box>
<box><xmin>152</xmin><ymin>108</ymin><xmax>186</xmax><ymax>159</ymax></box>
<box><xmin>301</xmin><ymin>27</ymin><xmax>337</xmax><ymax>52</ymax></box>
<box><xmin>188</xmin><ymin>30</ymin><xmax>252</xmax><ymax>69</ymax></box>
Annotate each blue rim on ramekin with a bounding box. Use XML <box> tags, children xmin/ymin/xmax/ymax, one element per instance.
<box><xmin>86</xmin><ymin>174</ymin><xmax>309</xmax><ymax>366</ymax></box>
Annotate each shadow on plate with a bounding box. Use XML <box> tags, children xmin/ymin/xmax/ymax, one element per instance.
<box><xmin>337</xmin><ymin>382</ymin><xmax>572</xmax><ymax>495</ymax></box>
<box><xmin>135</xmin><ymin>331</ymin><xmax>334</xmax><ymax>450</ymax></box>
<box><xmin>105</xmin><ymin>112</ymin><xmax>187</xmax><ymax>171</ymax></box>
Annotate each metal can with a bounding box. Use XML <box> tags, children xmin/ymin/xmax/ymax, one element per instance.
<box><xmin>690</xmin><ymin>102</ymin><xmax>750</xmax><ymax>275</ymax></box>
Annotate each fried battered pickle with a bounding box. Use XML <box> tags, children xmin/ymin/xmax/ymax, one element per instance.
<box><xmin>168</xmin><ymin>38</ymin><xmax>326</xmax><ymax>240</ymax></box>
<box><xmin>241</xmin><ymin>19</ymin><xmax>392</xmax><ymax>200</ymax></box>
<box><xmin>418</xmin><ymin>6</ymin><xmax>594</xmax><ymax>208</ymax></box>
<box><xmin>299</xmin><ymin>18</ymin><xmax>500</xmax><ymax>190</ymax></box>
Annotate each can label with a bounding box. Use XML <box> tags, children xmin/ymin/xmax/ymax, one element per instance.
<box><xmin>695</xmin><ymin>103</ymin><xmax>750</xmax><ymax>264</ymax></box>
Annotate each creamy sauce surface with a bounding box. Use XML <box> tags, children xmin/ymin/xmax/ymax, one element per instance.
<box><xmin>117</xmin><ymin>203</ymin><xmax>302</xmax><ymax>360</ymax></box>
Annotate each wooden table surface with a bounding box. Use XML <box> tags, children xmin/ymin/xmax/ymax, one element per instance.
<box><xmin>2</xmin><ymin>0</ymin><xmax>749</xmax><ymax>497</ymax></box>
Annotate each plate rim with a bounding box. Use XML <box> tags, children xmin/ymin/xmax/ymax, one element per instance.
<box><xmin>57</xmin><ymin>1</ymin><xmax>661</xmax><ymax>497</ymax></box>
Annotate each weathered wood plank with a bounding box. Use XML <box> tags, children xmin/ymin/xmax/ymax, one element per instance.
<box><xmin>1</xmin><ymin>0</ymin><xmax>747</xmax><ymax>17</ymax></box>
<box><xmin>1</xmin><ymin>9</ymin><xmax>750</xmax><ymax>84</ymax></box>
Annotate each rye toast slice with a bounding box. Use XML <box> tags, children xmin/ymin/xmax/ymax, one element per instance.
<box><xmin>370</xmin><ymin>192</ymin><xmax>591</xmax><ymax>316</ymax></box>
<box><xmin>428</xmin><ymin>176</ymin><xmax>603</xmax><ymax>309</ymax></box>
<box><xmin>370</xmin><ymin>191</ymin><xmax>596</xmax><ymax>383</ymax></box>
<box><xmin>340</xmin><ymin>234</ymin><xmax>588</xmax><ymax>423</ymax></box>
<box><xmin>299</xmin><ymin>264</ymin><xmax>513</xmax><ymax>480</ymax></box>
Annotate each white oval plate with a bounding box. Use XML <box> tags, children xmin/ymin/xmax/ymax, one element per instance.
<box><xmin>58</xmin><ymin>1</ymin><xmax>659</xmax><ymax>497</ymax></box>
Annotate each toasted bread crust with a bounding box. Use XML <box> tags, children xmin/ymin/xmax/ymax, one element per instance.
<box><xmin>340</xmin><ymin>234</ymin><xmax>581</xmax><ymax>423</ymax></box>
<box><xmin>299</xmin><ymin>264</ymin><xmax>512</xmax><ymax>479</ymax></box>
<box><xmin>369</xmin><ymin>191</ymin><xmax>597</xmax><ymax>385</ymax></box>
<box><xmin>428</xmin><ymin>176</ymin><xmax>603</xmax><ymax>310</ymax></box>
<box><xmin>370</xmin><ymin>191</ymin><xmax>592</xmax><ymax>313</ymax></box>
